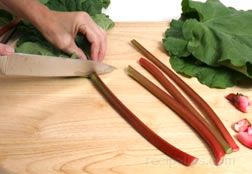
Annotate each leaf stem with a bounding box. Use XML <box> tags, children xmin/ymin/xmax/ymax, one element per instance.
<box><xmin>90</xmin><ymin>72</ymin><xmax>198</xmax><ymax>166</ymax></box>
<box><xmin>131</xmin><ymin>39</ymin><xmax>239</xmax><ymax>152</ymax></box>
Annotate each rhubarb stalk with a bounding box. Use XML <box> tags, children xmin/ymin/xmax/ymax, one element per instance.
<box><xmin>131</xmin><ymin>39</ymin><xmax>239</xmax><ymax>152</ymax></box>
<box><xmin>0</xmin><ymin>17</ymin><xmax>20</xmax><ymax>37</ymax></box>
<box><xmin>127</xmin><ymin>66</ymin><xmax>225</xmax><ymax>165</ymax></box>
<box><xmin>139</xmin><ymin>57</ymin><xmax>231</xmax><ymax>153</ymax></box>
<box><xmin>90</xmin><ymin>72</ymin><xmax>198</xmax><ymax>166</ymax></box>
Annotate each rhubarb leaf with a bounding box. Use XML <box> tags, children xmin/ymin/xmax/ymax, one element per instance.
<box><xmin>16</xmin><ymin>41</ymin><xmax>68</xmax><ymax>57</ymax></box>
<box><xmin>39</xmin><ymin>0</ymin><xmax>49</xmax><ymax>4</ymax></box>
<box><xmin>15</xmin><ymin>0</ymin><xmax>114</xmax><ymax>58</ymax></box>
<box><xmin>92</xmin><ymin>14</ymin><xmax>114</xmax><ymax>30</ymax></box>
<box><xmin>169</xmin><ymin>56</ymin><xmax>246</xmax><ymax>89</ymax></box>
<box><xmin>163</xmin><ymin>0</ymin><xmax>252</xmax><ymax>88</ymax></box>
<box><xmin>45</xmin><ymin>0</ymin><xmax>109</xmax><ymax>15</ymax></box>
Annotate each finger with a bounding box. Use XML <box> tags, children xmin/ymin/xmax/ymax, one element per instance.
<box><xmin>79</xmin><ymin>24</ymin><xmax>100</xmax><ymax>61</ymax></box>
<box><xmin>97</xmin><ymin>29</ymin><xmax>107</xmax><ymax>61</ymax></box>
<box><xmin>90</xmin><ymin>38</ymin><xmax>99</xmax><ymax>61</ymax></box>
<box><xmin>75</xmin><ymin>47</ymin><xmax>87</xmax><ymax>60</ymax></box>
<box><xmin>0</xmin><ymin>43</ymin><xmax>14</xmax><ymax>56</ymax></box>
<box><xmin>63</xmin><ymin>41</ymin><xmax>87</xmax><ymax>60</ymax></box>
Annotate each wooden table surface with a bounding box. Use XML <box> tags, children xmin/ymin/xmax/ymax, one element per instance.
<box><xmin>0</xmin><ymin>22</ymin><xmax>252</xmax><ymax>174</ymax></box>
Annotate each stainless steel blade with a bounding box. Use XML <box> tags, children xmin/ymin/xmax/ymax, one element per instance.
<box><xmin>0</xmin><ymin>53</ymin><xmax>115</xmax><ymax>77</ymax></box>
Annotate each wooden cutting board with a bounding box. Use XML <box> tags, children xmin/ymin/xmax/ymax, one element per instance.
<box><xmin>0</xmin><ymin>22</ymin><xmax>252</xmax><ymax>174</ymax></box>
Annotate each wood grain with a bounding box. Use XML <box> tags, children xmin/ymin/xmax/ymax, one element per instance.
<box><xmin>0</xmin><ymin>22</ymin><xmax>252</xmax><ymax>174</ymax></box>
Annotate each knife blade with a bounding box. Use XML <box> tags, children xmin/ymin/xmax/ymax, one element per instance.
<box><xmin>0</xmin><ymin>53</ymin><xmax>115</xmax><ymax>77</ymax></box>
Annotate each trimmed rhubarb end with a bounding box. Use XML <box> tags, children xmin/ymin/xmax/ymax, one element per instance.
<box><xmin>225</xmin><ymin>148</ymin><xmax>233</xmax><ymax>154</ymax></box>
<box><xmin>226</xmin><ymin>93</ymin><xmax>250</xmax><ymax>113</ymax></box>
<box><xmin>189</xmin><ymin>158</ymin><xmax>199</xmax><ymax>166</ymax></box>
<box><xmin>216</xmin><ymin>156</ymin><xmax>224</xmax><ymax>166</ymax></box>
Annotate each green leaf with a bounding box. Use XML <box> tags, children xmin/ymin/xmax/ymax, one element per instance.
<box><xmin>39</xmin><ymin>0</ymin><xmax>50</xmax><ymax>4</ymax></box>
<box><xmin>100</xmin><ymin>0</ymin><xmax>111</xmax><ymax>9</ymax></box>
<box><xmin>163</xmin><ymin>0</ymin><xmax>252</xmax><ymax>88</ymax></box>
<box><xmin>92</xmin><ymin>14</ymin><xmax>115</xmax><ymax>30</ymax></box>
<box><xmin>182</xmin><ymin>0</ymin><xmax>235</xmax><ymax>21</ymax></box>
<box><xmin>16</xmin><ymin>41</ymin><xmax>68</xmax><ymax>57</ymax></box>
<box><xmin>45</xmin><ymin>0</ymin><xmax>106</xmax><ymax>14</ymax></box>
<box><xmin>169</xmin><ymin>56</ymin><xmax>246</xmax><ymax>89</ymax></box>
<box><xmin>163</xmin><ymin>20</ymin><xmax>190</xmax><ymax>58</ymax></box>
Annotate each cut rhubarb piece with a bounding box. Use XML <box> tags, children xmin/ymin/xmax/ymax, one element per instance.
<box><xmin>248</xmin><ymin>126</ymin><xmax>252</xmax><ymax>135</ymax></box>
<box><xmin>233</xmin><ymin>119</ymin><xmax>251</xmax><ymax>133</ymax></box>
<box><xmin>226</xmin><ymin>93</ymin><xmax>250</xmax><ymax>113</ymax></box>
<box><xmin>237</xmin><ymin>132</ymin><xmax>252</xmax><ymax>149</ymax></box>
<box><xmin>90</xmin><ymin>72</ymin><xmax>198</xmax><ymax>166</ymax></box>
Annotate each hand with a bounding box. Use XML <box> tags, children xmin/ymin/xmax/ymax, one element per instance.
<box><xmin>0</xmin><ymin>43</ymin><xmax>14</xmax><ymax>56</ymax></box>
<box><xmin>37</xmin><ymin>11</ymin><xmax>107</xmax><ymax>61</ymax></box>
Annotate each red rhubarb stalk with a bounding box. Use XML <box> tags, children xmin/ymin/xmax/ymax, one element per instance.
<box><xmin>0</xmin><ymin>17</ymin><xmax>20</xmax><ymax>37</ymax></box>
<box><xmin>131</xmin><ymin>39</ymin><xmax>239</xmax><ymax>152</ymax></box>
<box><xmin>90</xmin><ymin>72</ymin><xmax>198</xmax><ymax>166</ymax></box>
<box><xmin>139</xmin><ymin>57</ymin><xmax>231</xmax><ymax>153</ymax></box>
<box><xmin>127</xmin><ymin>66</ymin><xmax>225</xmax><ymax>165</ymax></box>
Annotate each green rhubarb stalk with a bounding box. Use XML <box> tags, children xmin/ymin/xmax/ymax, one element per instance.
<box><xmin>131</xmin><ymin>39</ymin><xmax>239</xmax><ymax>152</ymax></box>
<box><xmin>89</xmin><ymin>72</ymin><xmax>198</xmax><ymax>166</ymax></box>
<box><xmin>127</xmin><ymin>66</ymin><xmax>225</xmax><ymax>165</ymax></box>
<box><xmin>139</xmin><ymin>57</ymin><xmax>232</xmax><ymax>154</ymax></box>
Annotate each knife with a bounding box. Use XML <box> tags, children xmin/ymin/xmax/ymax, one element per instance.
<box><xmin>0</xmin><ymin>53</ymin><xmax>115</xmax><ymax>77</ymax></box>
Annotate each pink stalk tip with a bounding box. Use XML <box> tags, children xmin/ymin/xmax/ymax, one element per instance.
<box><xmin>226</xmin><ymin>93</ymin><xmax>250</xmax><ymax>113</ymax></box>
<box><xmin>236</xmin><ymin>132</ymin><xmax>252</xmax><ymax>149</ymax></box>
<box><xmin>216</xmin><ymin>156</ymin><xmax>224</xmax><ymax>166</ymax></box>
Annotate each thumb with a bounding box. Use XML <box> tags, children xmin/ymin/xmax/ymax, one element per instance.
<box><xmin>63</xmin><ymin>42</ymin><xmax>87</xmax><ymax>60</ymax></box>
<box><xmin>0</xmin><ymin>43</ymin><xmax>14</xmax><ymax>56</ymax></box>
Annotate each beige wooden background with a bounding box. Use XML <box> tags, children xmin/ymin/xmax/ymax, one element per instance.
<box><xmin>0</xmin><ymin>22</ymin><xmax>252</xmax><ymax>174</ymax></box>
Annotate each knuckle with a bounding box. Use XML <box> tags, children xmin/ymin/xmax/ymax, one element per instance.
<box><xmin>56</xmin><ymin>37</ymin><xmax>72</xmax><ymax>51</ymax></box>
<box><xmin>0</xmin><ymin>46</ymin><xmax>4</xmax><ymax>52</ymax></box>
<box><xmin>102</xmin><ymin>32</ymin><xmax>107</xmax><ymax>40</ymax></box>
<box><xmin>92</xmin><ymin>41</ymin><xmax>99</xmax><ymax>49</ymax></box>
<box><xmin>98</xmin><ymin>28</ymin><xmax>107</xmax><ymax>40</ymax></box>
<box><xmin>76</xmin><ymin>12</ymin><xmax>89</xmax><ymax>21</ymax></box>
